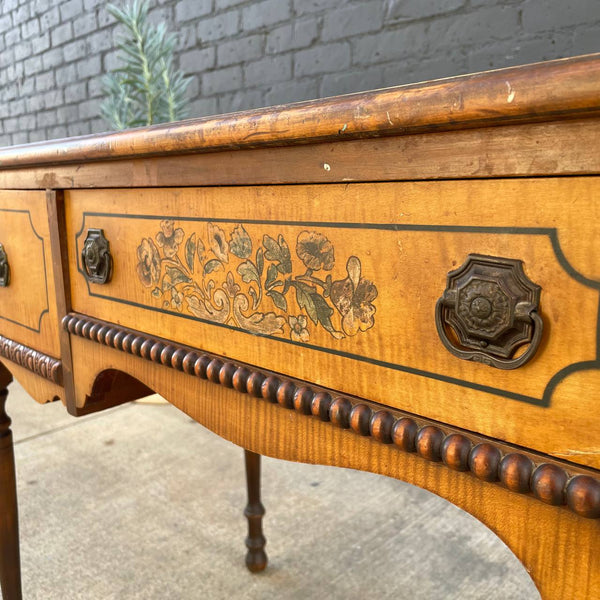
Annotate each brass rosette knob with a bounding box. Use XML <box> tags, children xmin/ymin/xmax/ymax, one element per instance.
<box><xmin>81</xmin><ymin>228</ymin><xmax>113</xmax><ymax>284</ymax></box>
<box><xmin>435</xmin><ymin>254</ymin><xmax>543</xmax><ymax>370</ymax></box>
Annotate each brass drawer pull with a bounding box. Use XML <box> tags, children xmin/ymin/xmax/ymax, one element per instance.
<box><xmin>0</xmin><ymin>243</ymin><xmax>9</xmax><ymax>287</ymax></box>
<box><xmin>435</xmin><ymin>254</ymin><xmax>542</xmax><ymax>370</ymax></box>
<box><xmin>81</xmin><ymin>228</ymin><xmax>113</xmax><ymax>284</ymax></box>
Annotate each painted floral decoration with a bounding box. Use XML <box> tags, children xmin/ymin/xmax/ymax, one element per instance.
<box><xmin>296</xmin><ymin>231</ymin><xmax>335</xmax><ymax>271</ymax></box>
<box><xmin>330</xmin><ymin>256</ymin><xmax>378</xmax><ymax>336</ymax></box>
<box><xmin>136</xmin><ymin>237</ymin><xmax>161</xmax><ymax>287</ymax></box>
<box><xmin>289</xmin><ymin>315</ymin><xmax>310</xmax><ymax>342</ymax></box>
<box><xmin>136</xmin><ymin>221</ymin><xmax>378</xmax><ymax>342</ymax></box>
<box><xmin>156</xmin><ymin>219</ymin><xmax>184</xmax><ymax>258</ymax></box>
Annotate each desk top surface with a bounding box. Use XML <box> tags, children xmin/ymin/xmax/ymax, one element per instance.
<box><xmin>0</xmin><ymin>53</ymin><xmax>599</xmax><ymax>169</ymax></box>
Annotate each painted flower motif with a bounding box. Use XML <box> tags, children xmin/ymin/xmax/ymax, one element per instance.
<box><xmin>288</xmin><ymin>315</ymin><xmax>309</xmax><ymax>342</ymax></box>
<box><xmin>223</xmin><ymin>271</ymin><xmax>241</xmax><ymax>297</ymax></box>
<box><xmin>136</xmin><ymin>238</ymin><xmax>161</xmax><ymax>288</ymax></box>
<box><xmin>229</xmin><ymin>224</ymin><xmax>252</xmax><ymax>259</ymax></box>
<box><xmin>208</xmin><ymin>222</ymin><xmax>229</xmax><ymax>263</ymax></box>
<box><xmin>330</xmin><ymin>256</ymin><xmax>377</xmax><ymax>336</ymax></box>
<box><xmin>171</xmin><ymin>287</ymin><xmax>184</xmax><ymax>312</ymax></box>
<box><xmin>156</xmin><ymin>219</ymin><xmax>184</xmax><ymax>258</ymax></box>
<box><xmin>296</xmin><ymin>231</ymin><xmax>334</xmax><ymax>271</ymax></box>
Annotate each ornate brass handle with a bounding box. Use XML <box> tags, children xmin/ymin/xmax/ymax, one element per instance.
<box><xmin>435</xmin><ymin>254</ymin><xmax>543</xmax><ymax>370</ymax></box>
<box><xmin>0</xmin><ymin>243</ymin><xmax>9</xmax><ymax>287</ymax></box>
<box><xmin>81</xmin><ymin>229</ymin><xmax>113</xmax><ymax>284</ymax></box>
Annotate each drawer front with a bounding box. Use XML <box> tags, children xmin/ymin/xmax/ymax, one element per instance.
<box><xmin>65</xmin><ymin>180</ymin><xmax>600</xmax><ymax>467</ymax></box>
<box><xmin>0</xmin><ymin>190</ymin><xmax>60</xmax><ymax>358</ymax></box>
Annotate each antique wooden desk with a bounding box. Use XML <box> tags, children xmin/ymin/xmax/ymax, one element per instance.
<box><xmin>0</xmin><ymin>54</ymin><xmax>599</xmax><ymax>599</ymax></box>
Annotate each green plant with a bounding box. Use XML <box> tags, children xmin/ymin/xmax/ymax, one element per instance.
<box><xmin>101</xmin><ymin>0</ymin><xmax>190</xmax><ymax>130</ymax></box>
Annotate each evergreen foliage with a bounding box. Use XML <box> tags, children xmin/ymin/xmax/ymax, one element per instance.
<box><xmin>101</xmin><ymin>0</ymin><xmax>190</xmax><ymax>130</ymax></box>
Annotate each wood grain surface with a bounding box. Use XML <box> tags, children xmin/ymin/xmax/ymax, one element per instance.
<box><xmin>1</xmin><ymin>53</ymin><xmax>599</xmax><ymax>600</ymax></box>
<box><xmin>1</xmin><ymin>118</ymin><xmax>600</xmax><ymax>190</ymax></box>
<box><xmin>68</xmin><ymin>336</ymin><xmax>600</xmax><ymax>600</ymax></box>
<box><xmin>0</xmin><ymin>359</ymin><xmax>63</xmax><ymax>405</ymax></box>
<box><xmin>1</xmin><ymin>54</ymin><xmax>599</xmax><ymax>168</ymax></box>
<box><xmin>64</xmin><ymin>179</ymin><xmax>600</xmax><ymax>467</ymax></box>
<box><xmin>62</xmin><ymin>310</ymin><xmax>600</xmax><ymax>521</ymax></box>
<box><xmin>0</xmin><ymin>191</ymin><xmax>61</xmax><ymax>359</ymax></box>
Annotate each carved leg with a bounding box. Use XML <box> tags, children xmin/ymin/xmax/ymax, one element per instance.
<box><xmin>243</xmin><ymin>449</ymin><xmax>267</xmax><ymax>572</ymax></box>
<box><xmin>0</xmin><ymin>380</ymin><xmax>22</xmax><ymax>600</ymax></box>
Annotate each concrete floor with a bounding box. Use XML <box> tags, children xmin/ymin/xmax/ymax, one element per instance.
<box><xmin>7</xmin><ymin>380</ymin><xmax>539</xmax><ymax>599</ymax></box>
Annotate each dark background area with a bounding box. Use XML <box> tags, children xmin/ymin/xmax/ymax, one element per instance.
<box><xmin>0</xmin><ymin>0</ymin><xmax>599</xmax><ymax>146</ymax></box>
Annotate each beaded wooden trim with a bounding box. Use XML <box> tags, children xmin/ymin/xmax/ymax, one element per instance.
<box><xmin>0</xmin><ymin>334</ymin><xmax>62</xmax><ymax>385</ymax></box>
<box><xmin>63</xmin><ymin>312</ymin><xmax>600</xmax><ymax>520</ymax></box>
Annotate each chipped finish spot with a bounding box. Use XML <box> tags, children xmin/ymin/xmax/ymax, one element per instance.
<box><xmin>506</xmin><ymin>81</ymin><xmax>516</xmax><ymax>103</ymax></box>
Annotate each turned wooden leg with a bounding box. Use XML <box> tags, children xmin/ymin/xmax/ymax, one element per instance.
<box><xmin>0</xmin><ymin>379</ymin><xmax>22</xmax><ymax>600</ymax></box>
<box><xmin>243</xmin><ymin>449</ymin><xmax>267</xmax><ymax>572</ymax></box>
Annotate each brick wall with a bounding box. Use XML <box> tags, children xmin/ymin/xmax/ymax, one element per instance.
<box><xmin>1</xmin><ymin>0</ymin><xmax>599</xmax><ymax>146</ymax></box>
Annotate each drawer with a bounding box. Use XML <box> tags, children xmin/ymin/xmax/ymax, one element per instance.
<box><xmin>64</xmin><ymin>180</ymin><xmax>600</xmax><ymax>467</ymax></box>
<box><xmin>0</xmin><ymin>190</ymin><xmax>61</xmax><ymax>359</ymax></box>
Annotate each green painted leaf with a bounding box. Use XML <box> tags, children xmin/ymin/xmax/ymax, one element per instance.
<box><xmin>263</xmin><ymin>234</ymin><xmax>292</xmax><ymax>274</ymax></box>
<box><xmin>229</xmin><ymin>224</ymin><xmax>252</xmax><ymax>259</ymax></box>
<box><xmin>312</xmin><ymin>292</ymin><xmax>333</xmax><ymax>326</ymax></box>
<box><xmin>265</xmin><ymin>263</ymin><xmax>278</xmax><ymax>288</ymax></box>
<box><xmin>268</xmin><ymin>290</ymin><xmax>287</xmax><ymax>312</ymax></box>
<box><xmin>311</xmin><ymin>292</ymin><xmax>343</xmax><ymax>338</ymax></box>
<box><xmin>277</xmin><ymin>234</ymin><xmax>292</xmax><ymax>274</ymax></box>
<box><xmin>256</xmin><ymin>248</ymin><xmax>264</xmax><ymax>276</ymax></box>
<box><xmin>295</xmin><ymin>284</ymin><xmax>317</xmax><ymax>324</ymax></box>
<box><xmin>237</xmin><ymin>260</ymin><xmax>260</xmax><ymax>284</ymax></box>
<box><xmin>262</xmin><ymin>235</ymin><xmax>280</xmax><ymax>262</ymax></box>
<box><xmin>166</xmin><ymin>266</ymin><xmax>191</xmax><ymax>286</ymax></box>
<box><xmin>197</xmin><ymin>237</ymin><xmax>206</xmax><ymax>262</ymax></box>
<box><xmin>204</xmin><ymin>259</ymin><xmax>223</xmax><ymax>275</ymax></box>
<box><xmin>151</xmin><ymin>287</ymin><xmax>161</xmax><ymax>298</ymax></box>
<box><xmin>185</xmin><ymin>233</ymin><xmax>196</xmax><ymax>273</ymax></box>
